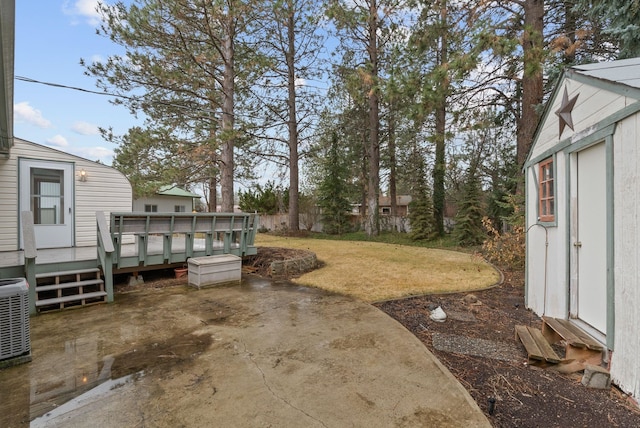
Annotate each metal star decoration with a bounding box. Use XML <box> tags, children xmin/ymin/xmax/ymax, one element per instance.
<box><xmin>555</xmin><ymin>86</ymin><xmax>579</xmax><ymax>137</ymax></box>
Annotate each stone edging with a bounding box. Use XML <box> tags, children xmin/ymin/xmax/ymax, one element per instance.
<box><xmin>269</xmin><ymin>251</ymin><xmax>317</xmax><ymax>277</ymax></box>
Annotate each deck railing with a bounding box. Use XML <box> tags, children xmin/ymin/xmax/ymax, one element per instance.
<box><xmin>104</xmin><ymin>212</ymin><xmax>259</xmax><ymax>270</ymax></box>
<box><xmin>96</xmin><ymin>211</ymin><xmax>115</xmax><ymax>303</ymax></box>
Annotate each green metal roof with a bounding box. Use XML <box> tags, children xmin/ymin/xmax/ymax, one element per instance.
<box><xmin>157</xmin><ymin>185</ymin><xmax>201</xmax><ymax>199</ymax></box>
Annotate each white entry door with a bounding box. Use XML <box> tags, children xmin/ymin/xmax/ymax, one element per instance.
<box><xmin>574</xmin><ymin>142</ymin><xmax>607</xmax><ymax>334</ymax></box>
<box><xmin>19</xmin><ymin>159</ymin><xmax>74</xmax><ymax>249</ymax></box>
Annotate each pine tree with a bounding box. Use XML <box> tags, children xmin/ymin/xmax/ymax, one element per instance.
<box><xmin>84</xmin><ymin>0</ymin><xmax>265</xmax><ymax>212</ymax></box>
<box><xmin>453</xmin><ymin>171</ymin><xmax>486</xmax><ymax>246</ymax></box>
<box><xmin>407</xmin><ymin>150</ymin><xmax>434</xmax><ymax>241</ymax></box>
<box><xmin>317</xmin><ymin>133</ymin><xmax>352</xmax><ymax>235</ymax></box>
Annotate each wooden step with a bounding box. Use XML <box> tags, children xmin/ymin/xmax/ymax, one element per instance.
<box><xmin>35</xmin><ymin>267</ymin><xmax>106</xmax><ymax>312</ymax></box>
<box><xmin>36</xmin><ymin>279</ymin><xmax>104</xmax><ymax>292</ymax></box>
<box><xmin>541</xmin><ymin>317</ymin><xmax>604</xmax><ymax>364</ymax></box>
<box><xmin>515</xmin><ymin>325</ymin><xmax>562</xmax><ymax>364</ymax></box>
<box><xmin>35</xmin><ymin>291</ymin><xmax>108</xmax><ymax>307</ymax></box>
<box><xmin>36</xmin><ymin>268</ymin><xmax>101</xmax><ymax>279</ymax></box>
<box><xmin>542</xmin><ymin>317</ymin><xmax>604</xmax><ymax>350</ymax></box>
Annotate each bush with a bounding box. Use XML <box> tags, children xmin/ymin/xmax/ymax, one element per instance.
<box><xmin>481</xmin><ymin>195</ymin><xmax>525</xmax><ymax>270</ymax></box>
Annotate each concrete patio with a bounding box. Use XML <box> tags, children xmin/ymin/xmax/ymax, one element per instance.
<box><xmin>0</xmin><ymin>276</ymin><xmax>490</xmax><ymax>427</ymax></box>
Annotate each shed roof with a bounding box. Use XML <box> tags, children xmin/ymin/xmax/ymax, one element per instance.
<box><xmin>572</xmin><ymin>57</ymin><xmax>640</xmax><ymax>89</ymax></box>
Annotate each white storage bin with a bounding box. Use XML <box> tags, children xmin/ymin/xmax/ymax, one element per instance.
<box><xmin>188</xmin><ymin>255</ymin><xmax>242</xmax><ymax>288</ymax></box>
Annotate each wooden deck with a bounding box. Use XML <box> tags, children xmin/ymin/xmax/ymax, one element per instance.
<box><xmin>1</xmin><ymin>211</ymin><xmax>259</xmax><ymax>314</ymax></box>
<box><xmin>0</xmin><ymin>246</ymin><xmax>97</xmax><ymax>269</ymax></box>
<box><xmin>0</xmin><ymin>237</ymin><xmax>231</xmax><ymax>269</ymax></box>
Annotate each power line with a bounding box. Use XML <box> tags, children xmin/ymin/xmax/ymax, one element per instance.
<box><xmin>15</xmin><ymin>75</ymin><xmax>122</xmax><ymax>98</ymax></box>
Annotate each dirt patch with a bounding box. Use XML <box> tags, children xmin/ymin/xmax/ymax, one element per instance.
<box><xmin>110</xmin><ymin>332</ymin><xmax>213</xmax><ymax>379</ymax></box>
<box><xmin>375</xmin><ymin>271</ymin><xmax>640</xmax><ymax>427</ymax></box>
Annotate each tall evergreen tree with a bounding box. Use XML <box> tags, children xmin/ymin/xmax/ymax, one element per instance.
<box><xmin>252</xmin><ymin>0</ymin><xmax>325</xmax><ymax>231</ymax></box>
<box><xmin>327</xmin><ymin>0</ymin><xmax>406</xmax><ymax>236</ymax></box>
<box><xmin>84</xmin><ymin>0</ymin><xmax>265</xmax><ymax>211</ymax></box>
<box><xmin>453</xmin><ymin>170</ymin><xmax>485</xmax><ymax>246</ymax></box>
<box><xmin>317</xmin><ymin>133</ymin><xmax>352</xmax><ymax>235</ymax></box>
<box><xmin>407</xmin><ymin>149</ymin><xmax>434</xmax><ymax>240</ymax></box>
<box><xmin>574</xmin><ymin>0</ymin><xmax>640</xmax><ymax>59</ymax></box>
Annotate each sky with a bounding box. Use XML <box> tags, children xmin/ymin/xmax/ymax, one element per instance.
<box><xmin>14</xmin><ymin>1</ymin><xmax>141</xmax><ymax>165</ymax></box>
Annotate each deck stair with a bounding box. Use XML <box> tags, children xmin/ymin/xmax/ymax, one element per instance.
<box><xmin>34</xmin><ymin>268</ymin><xmax>107</xmax><ymax>312</ymax></box>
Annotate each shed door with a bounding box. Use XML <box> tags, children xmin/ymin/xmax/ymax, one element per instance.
<box><xmin>19</xmin><ymin>159</ymin><xmax>74</xmax><ymax>249</ymax></box>
<box><xmin>574</xmin><ymin>142</ymin><xmax>607</xmax><ymax>333</ymax></box>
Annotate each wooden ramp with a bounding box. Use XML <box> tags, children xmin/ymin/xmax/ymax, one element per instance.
<box><xmin>515</xmin><ymin>317</ymin><xmax>605</xmax><ymax>367</ymax></box>
<box><xmin>515</xmin><ymin>325</ymin><xmax>562</xmax><ymax>363</ymax></box>
<box><xmin>541</xmin><ymin>317</ymin><xmax>604</xmax><ymax>365</ymax></box>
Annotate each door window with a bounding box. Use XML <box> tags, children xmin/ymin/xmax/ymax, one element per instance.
<box><xmin>31</xmin><ymin>168</ymin><xmax>65</xmax><ymax>225</ymax></box>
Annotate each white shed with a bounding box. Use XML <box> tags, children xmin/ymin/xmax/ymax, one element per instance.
<box><xmin>0</xmin><ymin>138</ymin><xmax>133</xmax><ymax>250</ymax></box>
<box><xmin>525</xmin><ymin>57</ymin><xmax>640</xmax><ymax>401</ymax></box>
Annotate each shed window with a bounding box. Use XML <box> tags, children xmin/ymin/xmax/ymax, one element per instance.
<box><xmin>538</xmin><ymin>158</ymin><xmax>554</xmax><ymax>222</ymax></box>
<box><xmin>175</xmin><ymin>205</ymin><xmax>186</xmax><ymax>213</ymax></box>
<box><xmin>144</xmin><ymin>204</ymin><xmax>158</xmax><ymax>213</ymax></box>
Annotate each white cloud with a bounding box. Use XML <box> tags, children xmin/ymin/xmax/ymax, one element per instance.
<box><xmin>295</xmin><ymin>78</ymin><xmax>307</xmax><ymax>87</ymax></box>
<box><xmin>75</xmin><ymin>146</ymin><xmax>115</xmax><ymax>164</ymax></box>
<box><xmin>14</xmin><ymin>102</ymin><xmax>52</xmax><ymax>128</ymax></box>
<box><xmin>46</xmin><ymin>135</ymin><xmax>70</xmax><ymax>148</ymax></box>
<box><xmin>62</xmin><ymin>0</ymin><xmax>102</xmax><ymax>26</ymax></box>
<box><xmin>72</xmin><ymin>121</ymin><xmax>100</xmax><ymax>135</ymax></box>
<box><xmin>90</xmin><ymin>54</ymin><xmax>105</xmax><ymax>64</ymax></box>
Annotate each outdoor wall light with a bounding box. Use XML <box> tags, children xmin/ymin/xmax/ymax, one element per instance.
<box><xmin>80</xmin><ymin>169</ymin><xmax>87</xmax><ymax>182</ymax></box>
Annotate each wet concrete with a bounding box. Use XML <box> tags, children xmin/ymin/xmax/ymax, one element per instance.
<box><xmin>0</xmin><ymin>277</ymin><xmax>490</xmax><ymax>427</ymax></box>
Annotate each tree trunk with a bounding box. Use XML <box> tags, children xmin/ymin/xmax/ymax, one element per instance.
<box><xmin>287</xmin><ymin>6</ymin><xmax>300</xmax><ymax>232</ymax></box>
<box><xmin>517</xmin><ymin>0</ymin><xmax>544</xmax><ymax>168</ymax></box>
<box><xmin>389</xmin><ymin>106</ymin><xmax>397</xmax><ymax>219</ymax></box>
<box><xmin>208</xmin><ymin>176</ymin><xmax>217</xmax><ymax>212</ymax></box>
<box><xmin>366</xmin><ymin>0</ymin><xmax>380</xmax><ymax>236</ymax></box>
<box><xmin>433</xmin><ymin>0</ymin><xmax>447</xmax><ymax>237</ymax></box>
<box><xmin>220</xmin><ymin>23</ymin><xmax>235</xmax><ymax>213</ymax></box>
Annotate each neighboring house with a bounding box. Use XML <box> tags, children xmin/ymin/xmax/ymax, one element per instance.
<box><xmin>133</xmin><ymin>185</ymin><xmax>201</xmax><ymax>213</ymax></box>
<box><xmin>0</xmin><ymin>138</ymin><xmax>132</xmax><ymax>250</ymax></box>
<box><xmin>525</xmin><ymin>57</ymin><xmax>640</xmax><ymax>402</ymax></box>
<box><xmin>379</xmin><ymin>195</ymin><xmax>412</xmax><ymax>216</ymax></box>
<box><xmin>351</xmin><ymin>195</ymin><xmax>412</xmax><ymax>216</ymax></box>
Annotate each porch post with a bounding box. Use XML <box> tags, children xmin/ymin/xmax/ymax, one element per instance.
<box><xmin>21</xmin><ymin>211</ymin><xmax>37</xmax><ymax>315</ymax></box>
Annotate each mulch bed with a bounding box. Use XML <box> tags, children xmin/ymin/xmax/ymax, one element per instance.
<box><xmin>375</xmin><ymin>271</ymin><xmax>640</xmax><ymax>427</ymax></box>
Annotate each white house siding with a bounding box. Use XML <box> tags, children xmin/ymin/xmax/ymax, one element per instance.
<box><xmin>0</xmin><ymin>138</ymin><xmax>132</xmax><ymax>251</ymax></box>
<box><xmin>133</xmin><ymin>195</ymin><xmax>194</xmax><ymax>213</ymax></box>
<box><xmin>0</xmin><ymin>146</ymin><xmax>18</xmax><ymax>250</ymax></box>
<box><xmin>611</xmin><ymin>112</ymin><xmax>640</xmax><ymax>399</ymax></box>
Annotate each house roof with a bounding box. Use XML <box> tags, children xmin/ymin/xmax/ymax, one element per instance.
<box><xmin>379</xmin><ymin>195</ymin><xmax>412</xmax><ymax>206</ymax></box>
<box><xmin>0</xmin><ymin>0</ymin><xmax>15</xmax><ymax>158</ymax></box>
<box><xmin>157</xmin><ymin>185</ymin><xmax>201</xmax><ymax>199</ymax></box>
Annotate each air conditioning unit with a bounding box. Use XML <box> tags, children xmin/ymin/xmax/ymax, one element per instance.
<box><xmin>0</xmin><ymin>278</ymin><xmax>31</xmax><ymax>363</ymax></box>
